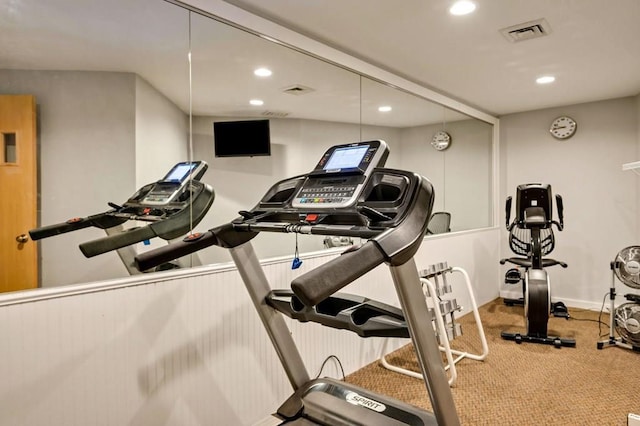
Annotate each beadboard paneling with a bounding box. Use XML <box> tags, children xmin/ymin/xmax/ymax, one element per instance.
<box><xmin>0</xmin><ymin>228</ymin><xmax>499</xmax><ymax>425</ymax></box>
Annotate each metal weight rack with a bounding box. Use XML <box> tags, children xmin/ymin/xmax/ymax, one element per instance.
<box><xmin>380</xmin><ymin>262</ymin><xmax>489</xmax><ymax>386</ymax></box>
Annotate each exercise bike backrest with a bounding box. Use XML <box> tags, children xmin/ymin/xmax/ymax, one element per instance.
<box><xmin>505</xmin><ymin>183</ymin><xmax>564</xmax><ymax>232</ymax></box>
<box><xmin>504</xmin><ymin>183</ymin><xmax>564</xmax><ymax>269</ymax></box>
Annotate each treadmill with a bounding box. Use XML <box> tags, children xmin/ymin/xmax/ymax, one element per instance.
<box><xmin>29</xmin><ymin>161</ymin><xmax>214</xmax><ymax>273</ymax></box>
<box><xmin>135</xmin><ymin>141</ymin><xmax>460</xmax><ymax>425</ymax></box>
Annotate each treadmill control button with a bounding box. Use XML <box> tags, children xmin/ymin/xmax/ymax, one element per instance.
<box><xmin>183</xmin><ymin>232</ymin><xmax>205</xmax><ymax>242</ymax></box>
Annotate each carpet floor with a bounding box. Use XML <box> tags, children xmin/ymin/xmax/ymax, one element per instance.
<box><xmin>345</xmin><ymin>298</ymin><xmax>639</xmax><ymax>425</ymax></box>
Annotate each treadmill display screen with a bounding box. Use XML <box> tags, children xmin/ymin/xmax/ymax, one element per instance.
<box><xmin>308</xmin><ymin>140</ymin><xmax>386</xmax><ymax>178</ymax></box>
<box><xmin>323</xmin><ymin>145</ymin><xmax>369</xmax><ymax>171</ymax></box>
<box><xmin>163</xmin><ymin>163</ymin><xmax>198</xmax><ymax>183</ymax></box>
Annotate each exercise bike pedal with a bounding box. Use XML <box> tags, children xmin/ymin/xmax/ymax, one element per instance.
<box><xmin>551</xmin><ymin>301</ymin><xmax>570</xmax><ymax>319</ymax></box>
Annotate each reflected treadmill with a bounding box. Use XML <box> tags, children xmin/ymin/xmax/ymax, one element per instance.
<box><xmin>29</xmin><ymin>161</ymin><xmax>214</xmax><ymax>273</ymax></box>
<box><xmin>136</xmin><ymin>141</ymin><xmax>460</xmax><ymax>425</ymax></box>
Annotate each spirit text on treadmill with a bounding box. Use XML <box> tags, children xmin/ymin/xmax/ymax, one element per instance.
<box><xmin>345</xmin><ymin>392</ymin><xmax>386</xmax><ymax>412</ymax></box>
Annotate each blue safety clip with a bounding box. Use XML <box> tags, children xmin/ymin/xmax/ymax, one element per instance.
<box><xmin>291</xmin><ymin>233</ymin><xmax>302</xmax><ymax>269</ymax></box>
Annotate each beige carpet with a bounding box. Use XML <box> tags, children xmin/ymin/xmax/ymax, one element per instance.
<box><xmin>346</xmin><ymin>298</ymin><xmax>639</xmax><ymax>425</ymax></box>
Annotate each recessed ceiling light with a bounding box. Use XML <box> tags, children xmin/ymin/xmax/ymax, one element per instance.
<box><xmin>449</xmin><ymin>1</ymin><xmax>476</xmax><ymax>16</ymax></box>
<box><xmin>536</xmin><ymin>75</ymin><xmax>555</xmax><ymax>84</ymax></box>
<box><xmin>254</xmin><ymin>68</ymin><xmax>272</xmax><ymax>77</ymax></box>
<box><xmin>249</xmin><ymin>99</ymin><xmax>264</xmax><ymax>106</ymax></box>
<box><xmin>378</xmin><ymin>106</ymin><xmax>392</xmax><ymax>112</ymax></box>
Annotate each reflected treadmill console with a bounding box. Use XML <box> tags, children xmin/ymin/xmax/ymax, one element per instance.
<box><xmin>135</xmin><ymin>141</ymin><xmax>460</xmax><ymax>425</ymax></box>
<box><xmin>29</xmin><ymin>161</ymin><xmax>214</xmax><ymax>271</ymax></box>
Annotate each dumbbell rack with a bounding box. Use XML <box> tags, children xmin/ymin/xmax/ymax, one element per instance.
<box><xmin>379</xmin><ymin>262</ymin><xmax>488</xmax><ymax>386</ymax></box>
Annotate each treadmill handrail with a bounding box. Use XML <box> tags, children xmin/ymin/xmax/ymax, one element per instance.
<box><xmin>135</xmin><ymin>223</ymin><xmax>257</xmax><ymax>271</ymax></box>
<box><xmin>79</xmin><ymin>225</ymin><xmax>158</xmax><ymax>258</ymax></box>
<box><xmin>291</xmin><ymin>240</ymin><xmax>387</xmax><ymax>306</ymax></box>
<box><xmin>291</xmin><ymin>174</ymin><xmax>433</xmax><ymax>305</ymax></box>
<box><xmin>28</xmin><ymin>212</ymin><xmax>126</xmax><ymax>240</ymax></box>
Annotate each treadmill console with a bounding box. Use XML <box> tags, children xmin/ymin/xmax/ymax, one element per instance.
<box><xmin>141</xmin><ymin>161</ymin><xmax>208</xmax><ymax>205</ymax></box>
<box><xmin>291</xmin><ymin>140</ymin><xmax>388</xmax><ymax>209</ymax></box>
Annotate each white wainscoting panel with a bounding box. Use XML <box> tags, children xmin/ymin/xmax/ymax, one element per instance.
<box><xmin>0</xmin><ymin>228</ymin><xmax>499</xmax><ymax>425</ymax></box>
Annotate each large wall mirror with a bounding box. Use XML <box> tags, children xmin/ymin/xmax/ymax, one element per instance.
<box><xmin>0</xmin><ymin>0</ymin><xmax>494</xmax><ymax>292</ymax></box>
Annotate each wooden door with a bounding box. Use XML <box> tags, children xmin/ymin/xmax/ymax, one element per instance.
<box><xmin>0</xmin><ymin>95</ymin><xmax>38</xmax><ymax>292</ymax></box>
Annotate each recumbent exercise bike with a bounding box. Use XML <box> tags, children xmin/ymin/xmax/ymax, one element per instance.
<box><xmin>500</xmin><ymin>183</ymin><xmax>575</xmax><ymax>348</ymax></box>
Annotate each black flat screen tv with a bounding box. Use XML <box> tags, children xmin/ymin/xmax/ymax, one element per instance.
<box><xmin>213</xmin><ymin>119</ymin><xmax>271</xmax><ymax>157</ymax></box>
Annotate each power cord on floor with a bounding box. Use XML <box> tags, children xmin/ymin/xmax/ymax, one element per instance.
<box><xmin>315</xmin><ymin>355</ymin><xmax>345</xmax><ymax>381</ymax></box>
<box><xmin>598</xmin><ymin>291</ymin><xmax>610</xmax><ymax>337</ymax></box>
<box><xmin>566</xmin><ymin>292</ymin><xmax>610</xmax><ymax>336</ymax></box>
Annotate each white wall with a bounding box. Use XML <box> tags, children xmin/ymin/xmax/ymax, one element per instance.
<box><xmin>499</xmin><ymin>96</ymin><xmax>639</xmax><ymax>307</ymax></box>
<box><xmin>134</xmin><ymin>76</ymin><xmax>189</xmax><ymax>188</ymax></box>
<box><xmin>0</xmin><ymin>228</ymin><xmax>499</xmax><ymax>426</ymax></box>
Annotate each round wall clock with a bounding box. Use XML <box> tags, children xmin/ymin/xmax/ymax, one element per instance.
<box><xmin>549</xmin><ymin>116</ymin><xmax>577</xmax><ymax>140</ymax></box>
<box><xmin>431</xmin><ymin>131</ymin><xmax>451</xmax><ymax>151</ymax></box>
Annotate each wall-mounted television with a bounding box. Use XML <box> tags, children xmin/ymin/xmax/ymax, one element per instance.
<box><xmin>213</xmin><ymin>119</ymin><xmax>271</xmax><ymax>157</ymax></box>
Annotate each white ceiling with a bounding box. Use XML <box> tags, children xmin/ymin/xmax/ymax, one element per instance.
<box><xmin>1</xmin><ymin>0</ymin><xmax>469</xmax><ymax>127</ymax></box>
<box><xmin>2</xmin><ymin>0</ymin><xmax>638</xmax><ymax>126</ymax></box>
<box><xmin>222</xmin><ymin>0</ymin><xmax>640</xmax><ymax>116</ymax></box>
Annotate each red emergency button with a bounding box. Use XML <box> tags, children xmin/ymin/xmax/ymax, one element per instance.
<box><xmin>143</xmin><ymin>207</ymin><xmax>151</xmax><ymax>215</ymax></box>
<box><xmin>183</xmin><ymin>232</ymin><xmax>204</xmax><ymax>242</ymax></box>
<box><xmin>305</xmin><ymin>214</ymin><xmax>319</xmax><ymax>223</ymax></box>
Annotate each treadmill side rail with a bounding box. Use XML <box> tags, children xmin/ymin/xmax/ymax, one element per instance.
<box><xmin>277</xmin><ymin>378</ymin><xmax>437</xmax><ymax>426</ymax></box>
<box><xmin>230</xmin><ymin>243</ymin><xmax>311</xmax><ymax>391</ymax></box>
<box><xmin>391</xmin><ymin>259</ymin><xmax>459</xmax><ymax>426</ymax></box>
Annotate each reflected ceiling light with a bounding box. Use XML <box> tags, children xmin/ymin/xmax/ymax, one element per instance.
<box><xmin>449</xmin><ymin>1</ymin><xmax>476</xmax><ymax>15</ymax></box>
<box><xmin>249</xmin><ymin>99</ymin><xmax>264</xmax><ymax>106</ymax></box>
<box><xmin>254</xmin><ymin>67</ymin><xmax>272</xmax><ymax>77</ymax></box>
<box><xmin>536</xmin><ymin>75</ymin><xmax>556</xmax><ymax>84</ymax></box>
<box><xmin>378</xmin><ymin>106</ymin><xmax>392</xmax><ymax>112</ymax></box>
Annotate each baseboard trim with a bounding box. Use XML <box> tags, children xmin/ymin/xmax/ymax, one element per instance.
<box><xmin>498</xmin><ymin>291</ymin><xmax>606</xmax><ymax>312</ymax></box>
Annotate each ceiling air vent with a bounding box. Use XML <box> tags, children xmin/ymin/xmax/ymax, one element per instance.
<box><xmin>282</xmin><ymin>84</ymin><xmax>315</xmax><ymax>96</ymax></box>
<box><xmin>500</xmin><ymin>18</ymin><xmax>552</xmax><ymax>43</ymax></box>
<box><xmin>261</xmin><ymin>110</ymin><xmax>289</xmax><ymax>118</ymax></box>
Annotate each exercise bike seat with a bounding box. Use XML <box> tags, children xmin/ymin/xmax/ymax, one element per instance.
<box><xmin>523</xmin><ymin>206</ymin><xmax>548</xmax><ymax>228</ymax></box>
<box><xmin>500</xmin><ymin>257</ymin><xmax>567</xmax><ymax>268</ymax></box>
